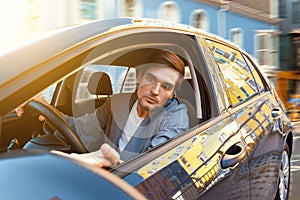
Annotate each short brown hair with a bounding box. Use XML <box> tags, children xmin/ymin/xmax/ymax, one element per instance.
<box><xmin>147</xmin><ymin>49</ymin><xmax>185</xmax><ymax>77</ymax></box>
<box><xmin>136</xmin><ymin>49</ymin><xmax>185</xmax><ymax>91</ymax></box>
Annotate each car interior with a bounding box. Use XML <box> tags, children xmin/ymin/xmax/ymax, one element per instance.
<box><xmin>0</xmin><ymin>34</ymin><xmax>214</xmax><ymax>157</ymax></box>
<box><xmin>72</xmin><ymin>48</ymin><xmax>200</xmax><ymax>128</ymax></box>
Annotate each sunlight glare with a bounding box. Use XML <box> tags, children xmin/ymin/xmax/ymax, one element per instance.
<box><xmin>0</xmin><ymin>0</ymin><xmax>28</xmax><ymax>51</ymax></box>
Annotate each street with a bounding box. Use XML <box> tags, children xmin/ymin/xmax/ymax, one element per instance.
<box><xmin>290</xmin><ymin>122</ymin><xmax>300</xmax><ymax>199</ymax></box>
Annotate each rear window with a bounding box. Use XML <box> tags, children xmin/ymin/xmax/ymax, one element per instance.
<box><xmin>205</xmin><ymin>39</ymin><xmax>260</xmax><ymax>106</ymax></box>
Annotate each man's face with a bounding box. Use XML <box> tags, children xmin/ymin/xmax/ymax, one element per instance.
<box><xmin>137</xmin><ymin>66</ymin><xmax>180</xmax><ymax>115</ymax></box>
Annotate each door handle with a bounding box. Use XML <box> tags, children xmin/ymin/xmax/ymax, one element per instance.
<box><xmin>221</xmin><ymin>142</ymin><xmax>246</xmax><ymax>169</ymax></box>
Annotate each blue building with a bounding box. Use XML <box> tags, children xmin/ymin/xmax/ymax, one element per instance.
<box><xmin>21</xmin><ymin>0</ymin><xmax>280</xmax><ymax>78</ymax></box>
<box><xmin>75</xmin><ymin>0</ymin><xmax>280</xmax><ymax>78</ymax></box>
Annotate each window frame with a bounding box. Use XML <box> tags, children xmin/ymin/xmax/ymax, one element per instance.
<box><xmin>190</xmin><ymin>9</ymin><xmax>209</xmax><ymax>32</ymax></box>
<box><xmin>255</xmin><ymin>30</ymin><xmax>279</xmax><ymax>69</ymax></box>
<box><xmin>205</xmin><ymin>39</ymin><xmax>264</xmax><ymax>107</ymax></box>
<box><xmin>157</xmin><ymin>1</ymin><xmax>181</xmax><ymax>23</ymax></box>
<box><xmin>230</xmin><ymin>28</ymin><xmax>243</xmax><ymax>48</ymax></box>
<box><xmin>118</xmin><ymin>0</ymin><xmax>143</xmax><ymax>18</ymax></box>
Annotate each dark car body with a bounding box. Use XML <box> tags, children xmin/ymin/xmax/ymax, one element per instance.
<box><xmin>0</xmin><ymin>18</ymin><xmax>293</xmax><ymax>199</ymax></box>
<box><xmin>0</xmin><ymin>150</ymin><xmax>146</xmax><ymax>200</ymax></box>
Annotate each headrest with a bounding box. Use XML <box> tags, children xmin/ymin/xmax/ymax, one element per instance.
<box><xmin>87</xmin><ymin>72</ymin><xmax>113</xmax><ymax>95</ymax></box>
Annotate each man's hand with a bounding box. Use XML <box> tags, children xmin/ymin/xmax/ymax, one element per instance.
<box><xmin>51</xmin><ymin>143</ymin><xmax>121</xmax><ymax>168</ymax></box>
<box><xmin>100</xmin><ymin>143</ymin><xmax>120</xmax><ymax>166</ymax></box>
<box><xmin>15</xmin><ymin>96</ymin><xmax>49</xmax><ymax>121</ymax></box>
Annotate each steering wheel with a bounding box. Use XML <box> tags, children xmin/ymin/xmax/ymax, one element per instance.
<box><xmin>26</xmin><ymin>100</ymin><xmax>88</xmax><ymax>153</ymax></box>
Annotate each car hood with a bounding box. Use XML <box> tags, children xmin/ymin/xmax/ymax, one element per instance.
<box><xmin>0</xmin><ymin>150</ymin><xmax>146</xmax><ymax>200</ymax></box>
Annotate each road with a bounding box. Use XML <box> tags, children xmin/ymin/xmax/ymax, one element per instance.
<box><xmin>290</xmin><ymin>121</ymin><xmax>300</xmax><ymax>200</ymax></box>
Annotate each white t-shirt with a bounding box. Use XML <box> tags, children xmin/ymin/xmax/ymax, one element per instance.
<box><xmin>118</xmin><ymin>100</ymin><xmax>144</xmax><ymax>151</ymax></box>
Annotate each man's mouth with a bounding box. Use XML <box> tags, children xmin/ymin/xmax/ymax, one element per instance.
<box><xmin>145</xmin><ymin>96</ymin><xmax>159</xmax><ymax>104</ymax></box>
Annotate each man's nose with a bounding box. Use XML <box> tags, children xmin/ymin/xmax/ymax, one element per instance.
<box><xmin>151</xmin><ymin>82</ymin><xmax>160</xmax><ymax>94</ymax></box>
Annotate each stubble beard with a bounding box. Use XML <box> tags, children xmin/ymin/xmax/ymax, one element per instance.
<box><xmin>137</xmin><ymin>97</ymin><xmax>160</xmax><ymax>116</ymax></box>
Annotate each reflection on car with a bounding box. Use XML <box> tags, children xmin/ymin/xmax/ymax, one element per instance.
<box><xmin>0</xmin><ymin>18</ymin><xmax>293</xmax><ymax>200</ymax></box>
<box><xmin>287</xmin><ymin>94</ymin><xmax>300</xmax><ymax>122</ymax></box>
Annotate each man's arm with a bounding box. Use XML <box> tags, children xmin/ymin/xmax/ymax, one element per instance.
<box><xmin>59</xmin><ymin>112</ymin><xmax>104</xmax><ymax>152</ymax></box>
<box><xmin>150</xmin><ymin>103</ymin><xmax>189</xmax><ymax>148</ymax></box>
<box><xmin>51</xmin><ymin>143</ymin><xmax>120</xmax><ymax>168</ymax></box>
<box><xmin>57</xmin><ymin>97</ymin><xmax>112</xmax><ymax>152</ymax></box>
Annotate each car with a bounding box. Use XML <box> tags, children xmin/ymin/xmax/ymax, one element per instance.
<box><xmin>0</xmin><ymin>18</ymin><xmax>293</xmax><ymax>200</ymax></box>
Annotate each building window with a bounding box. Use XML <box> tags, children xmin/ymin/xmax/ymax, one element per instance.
<box><xmin>124</xmin><ymin>0</ymin><xmax>136</xmax><ymax>17</ymax></box>
<box><xmin>230</xmin><ymin>28</ymin><xmax>243</xmax><ymax>47</ymax></box>
<box><xmin>191</xmin><ymin>10</ymin><xmax>208</xmax><ymax>31</ymax></box>
<box><xmin>279</xmin><ymin>0</ymin><xmax>286</xmax><ymax>18</ymax></box>
<box><xmin>79</xmin><ymin>0</ymin><xmax>97</xmax><ymax>20</ymax></box>
<box><xmin>157</xmin><ymin>1</ymin><xmax>180</xmax><ymax>23</ymax></box>
<box><xmin>256</xmin><ymin>31</ymin><xmax>278</xmax><ymax>68</ymax></box>
<box><xmin>292</xmin><ymin>1</ymin><xmax>300</xmax><ymax>24</ymax></box>
<box><xmin>257</xmin><ymin>34</ymin><xmax>268</xmax><ymax>66</ymax></box>
<box><xmin>119</xmin><ymin>0</ymin><xmax>142</xmax><ymax>17</ymax></box>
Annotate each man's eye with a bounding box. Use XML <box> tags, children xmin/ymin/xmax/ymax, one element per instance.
<box><xmin>161</xmin><ymin>84</ymin><xmax>173</xmax><ymax>90</ymax></box>
<box><xmin>146</xmin><ymin>75</ymin><xmax>155</xmax><ymax>82</ymax></box>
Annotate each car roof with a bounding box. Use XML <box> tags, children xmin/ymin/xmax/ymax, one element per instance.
<box><xmin>0</xmin><ymin>17</ymin><xmax>239</xmax><ymax>116</ymax></box>
<box><xmin>0</xmin><ymin>150</ymin><xmax>146</xmax><ymax>199</ymax></box>
<box><xmin>0</xmin><ymin>18</ymin><xmax>132</xmax><ymax>87</ymax></box>
<box><xmin>0</xmin><ymin>17</ymin><xmax>233</xmax><ymax>87</ymax></box>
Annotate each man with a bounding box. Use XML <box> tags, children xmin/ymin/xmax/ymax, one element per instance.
<box><xmin>17</xmin><ymin>49</ymin><xmax>189</xmax><ymax>167</ymax></box>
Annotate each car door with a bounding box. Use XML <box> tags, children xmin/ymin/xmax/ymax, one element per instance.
<box><xmin>115</xmin><ymin>35</ymin><xmax>251</xmax><ymax>200</ymax></box>
<box><xmin>234</xmin><ymin>54</ymin><xmax>291</xmax><ymax>199</ymax></box>
<box><xmin>204</xmin><ymin>38</ymin><xmax>290</xmax><ymax>199</ymax></box>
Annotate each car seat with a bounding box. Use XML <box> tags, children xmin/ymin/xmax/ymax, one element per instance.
<box><xmin>176</xmin><ymin>79</ymin><xmax>198</xmax><ymax>128</ymax></box>
<box><xmin>73</xmin><ymin>72</ymin><xmax>113</xmax><ymax>116</ymax></box>
<box><xmin>87</xmin><ymin>72</ymin><xmax>113</xmax><ymax>108</ymax></box>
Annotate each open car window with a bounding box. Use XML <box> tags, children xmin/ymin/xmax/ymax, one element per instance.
<box><xmin>75</xmin><ymin>65</ymin><xmax>132</xmax><ymax>100</ymax></box>
<box><xmin>65</xmin><ymin>47</ymin><xmax>201</xmax><ymax>159</ymax></box>
<box><xmin>73</xmin><ymin>65</ymin><xmax>136</xmax><ymax>116</ymax></box>
<box><xmin>67</xmin><ymin>45</ymin><xmax>199</xmax><ymax>119</ymax></box>
<box><xmin>40</xmin><ymin>84</ymin><xmax>57</xmax><ymax>104</ymax></box>
<box><xmin>76</xmin><ymin>65</ymin><xmax>192</xmax><ymax>99</ymax></box>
